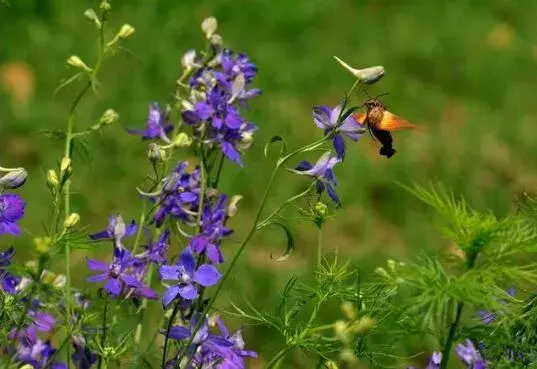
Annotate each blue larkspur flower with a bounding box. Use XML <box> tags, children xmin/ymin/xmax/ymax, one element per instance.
<box><xmin>313</xmin><ymin>103</ymin><xmax>365</xmax><ymax>159</ymax></box>
<box><xmin>213</xmin><ymin>316</ymin><xmax>258</xmax><ymax>369</ymax></box>
<box><xmin>159</xmin><ymin>247</ymin><xmax>221</xmax><ymax>307</ymax></box>
<box><xmin>477</xmin><ymin>287</ymin><xmax>515</xmax><ymax>325</ymax></box>
<box><xmin>292</xmin><ymin>152</ymin><xmax>341</xmax><ymax>206</ymax></box>
<box><xmin>455</xmin><ymin>339</ymin><xmax>486</xmax><ymax>369</ymax></box>
<box><xmin>86</xmin><ymin>248</ymin><xmax>156</xmax><ymax>299</ymax></box>
<box><xmin>89</xmin><ymin>214</ymin><xmax>137</xmax><ymax>250</ymax></box>
<box><xmin>181</xmin><ymin>49</ymin><xmax>261</xmax><ymax>166</ymax></box>
<box><xmin>128</xmin><ymin>103</ymin><xmax>173</xmax><ymax>140</ymax></box>
<box><xmin>0</xmin><ymin>193</ymin><xmax>25</xmax><ymax>236</ymax></box>
<box><xmin>16</xmin><ymin>339</ymin><xmax>67</xmax><ymax>369</ymax></box>
<box><xmin>190</xmin><ymin>194</ymin><xmax>233</xmax><ymax>264</ymax></box>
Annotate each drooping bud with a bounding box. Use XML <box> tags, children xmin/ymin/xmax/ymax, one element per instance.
<box><xmin>147</xmin><ymin>143</ymin><xmax>165</xmax><ymax>164</ymax></box>
<box><xmin>64</xmin><ymin>213</ymin><xmax>80</xmax><ymax>229</ymax></box>
<box><xmin>227</xmin><ymin>195</ymin><xmax>243</xmax><ymax>218</ymax></box>
<box><xmin>84</xmin><ymin>8</ymin><xmax>101</xmax><ymax>29</ymax></box>
<box><xmin>67</xmin><ymin>56</ymin><xmax>92</xmax><ymax>72</ymax></box>
<box><xmin>333</xmin><ymin>56</ymin><xmax>385</xmax><ymax>85</ymax></box>
<box><xmin>99</xmin><ymin>0</ymin><xmax>111</xmax><ymax>12</ymax></box>
<box><xmin>60</xmin><ymin>157</ymin><xmax>72</xmax><ymax>179</ymax></box>
<box><xmin>171</xmin><ymin>132</ymin><xmax>193</xmax><ymax>148</ymax></box>
<box><xmin>118</xmin><ymin>24</ymin><xmax>135</xmax><ymax>39</ymax></box>
<box><xmin>0</xmin><ymin>168</ymin><xmax>27</xmax><ymax>189</ymax></box>
<box><xmin>99</xmin><ymin>108</ymin><xmax>119</xmax><ymax>126</ymax></box>
<box><xmin>201</xmin><ymin>17</ymin><xmax>218</xmax><ymax>39</ymax></box>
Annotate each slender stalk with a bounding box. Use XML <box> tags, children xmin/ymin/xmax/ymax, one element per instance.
<box><xmin>316</xmin><ymin>225</ymin><xmax>323</xmax><ymax>269</ymax></box>
<box><xmin>161</xmin><ymin>299</ymin><xmax>182</xmax><ymax>369</ymax></box>
<box><xmin>266</xmin><ymin>347</ymin><xmax>292</xmax><ymax>369</ymax></box>
<box><xmin>97</xmin><ymin>298</ymin><xmax>109</xmax><ymax>369</ymax></box>
<box><xmin>211</xmin><ymin>153</ymin><xmax>225</xmax><ymax>188</ymax></box>
<box><xmin>439</xmin><ymin>250</ymin><xmax>479</xmax><ymax>369</ymax></box>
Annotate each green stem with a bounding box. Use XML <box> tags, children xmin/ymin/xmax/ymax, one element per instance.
<box><xmin>211</xmin><ymin>153</ymin><xmax>225</xmax><ymax>188</ymax></box>
<box><xmin>439</xmin><ymin>251</ymin><xmax>479</xmax><ymax>369</ymax></box>
<box><xmin>98</xmin><ymin>298</ymin><xmax>109</xmax><ymax>369</ymax></box>
<box><xmin>266</xmin><ymin>347</ymin><xmax>292</xmax><ymax>369</ymax></box>
<box><xmin>161</xmin><ymin>299</ymin><xmax>182</xmax><ymax>369</ymax></box>
<box><xmin>316</xmin><ymin>225</ymin><xmax>323</xmax><ymax>269</ymax></box>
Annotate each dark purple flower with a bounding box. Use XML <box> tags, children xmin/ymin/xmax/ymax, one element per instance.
<box><xmin>152</xmin><ymin>162</ymin><xmax>201</xmax><ymax>227</ymax></box>
<box><xmin>213</xmin><ymin>317</ymin><xmax>258</xmax><ymax>369</ymax></box>
<box><xmin>190</xmin><ymin>195</ymin><xmax>233</xmax><ymax>264</ymax></box>
<box><xmin>16</xmin><ymin>339</ymin><xmax>67</xmax><ymax>369</ymax></box>
<box><xmin>1</xmin><ymin>271</ymin><xmax>21</xmax><ymax>294</ymax></box>
<box><xmin>159</xmin><ymin>247</ymin><xmax>221</xmax><ymax>307</ymax></box>
<box><xmin>71</xmin><ymin>335</ymin><xmax>98</xmax><ymax>369</ymax></box>
<box><xmin>0</xmin><ymin>246</ymin><xmax>15</xmax><ymax>266</ymax></box>
<box><xmin>455</xmin><ymin>339</ymin><xmax>486</xmax><ymax>369</ymax></box>
<box><xmin>292</xmin><ymin>152</ymin><xmax>341</xmax><ymax>206</ymax></box>
<box><xmin>86</xmin><ymin>248</ymin><xmax>156</xmax><ymax>299</ymax></box>
<box><xmin>128</xmin><ymin>103</ymin><xmax>173</xmax><ymax>140</ymax></box>
<box><xmin>89</xmin><ymin>214</ymin><xmax>137</xmax><ymax>250</ymax></box>
<box><xmin>0</xmin><ymin>193</ymin><xmax>25</xmax><ymax>236</ymax></box>
<box><xmin>135</xmin><ymin>229</ymin><xmax>170</xmax><ymax>265</ymax></box>
<box><xmin>313</xmin><ymin>103</ymin><xmax>365</xmax><ymax>159</ymax></box>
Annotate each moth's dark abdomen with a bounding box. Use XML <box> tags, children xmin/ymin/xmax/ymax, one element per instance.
<box><xmin>371</xmin><ymin>128</ymin><xmax>396</xmax><ymax>159</ymax></box>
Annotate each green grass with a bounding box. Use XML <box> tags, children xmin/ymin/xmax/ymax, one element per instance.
<box><xmin>2</xmin><ymin>0</ymin><xmax>537</xmax><ymax>367</ymax></box>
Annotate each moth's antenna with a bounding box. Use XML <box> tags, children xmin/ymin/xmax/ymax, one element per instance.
<box><xmin>359</xmin><ymin>83</ymin><xmax>372</xmax><ymax>99</ymax></box>
<box><xmin>373</xmin><ymin>92</ymin><xmax>390</xmax><ymax>100</ymax></box>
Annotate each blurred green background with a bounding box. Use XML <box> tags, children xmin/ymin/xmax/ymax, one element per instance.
<box><xmin>2</xmin><ymin>0</ymin><xmax>537</xmax><ymax>367</ymax></box>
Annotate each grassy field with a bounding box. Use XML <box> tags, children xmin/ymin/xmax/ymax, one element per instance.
<box><xmin>2</xmin><ymin>0</ymin><xmax>537</xmax><ymax>367</ymax></box>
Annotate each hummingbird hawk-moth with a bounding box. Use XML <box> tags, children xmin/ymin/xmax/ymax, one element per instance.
<box><xmin>354</xmin><ymin>98</ymin><xmax>419</xmax><ymax>158</ymax></box>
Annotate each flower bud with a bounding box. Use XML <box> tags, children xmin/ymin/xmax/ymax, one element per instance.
<box><xmin>47</xmin><ymin>169</ymin><xmax>59</xmax><ymax>190</ymax></box>
<box><xmin>339</xmin><ymin>349</ymin><xmax>358</xmax><ymax>364</ymax></box>
<box><xmin>25</xmin><ymin>260</ymin><xmax>38</xmax><ymax>273</ymax></box>
<box><xmin>67</xmin><ymin>55</ymin><xmax>92</xmax><ymax>72</ymax></box>
<box><xmin>60</xmin><ymin>157</ymin><xmax>72</xmax><ymax>178</ymax></box>
<box><xmin>237</xmin><ymin>130</ymin><xmax>254</xmax><ymax>150</ymax></box>
<box><xmin>333</xmin><ymin>56</ymin><xmax>385</xmax><ymax>85</ymax></box>
<box><xmin>349</xmin><ymin>316</ymin><xmax>375</xmax><ymax>334</ymax></box>
<box><xmin>181</xmin><ymin>49</ymin><xmax>198</xmax><ymax>70</ymax></box>
<box><xmin>209</xmin><ymin>34</ymin><xmax>224</xmax><ymax>48</ymax></box>
<box><xmin>20</xmin><ymin>365</ymin><xmax>34</xmax><ymax>369</ymax></box>
<box><xmin>0</xmin><ymin>168</ymin><xmax>27</xmax><ymax>189</ymax></box>
<box><xmin>227</xmin><ymin>195</ymin><xmax>243</xmax><ymax>218</ymax></box>
<box><xmin>341</xmin><ymin>301</ymin><xmax>357</xmax><ymax>321</ymax></box>
<box><xmin>99</xmin><ymin>109</ymin><xmax>119</xmax><ymax>126</ymax></box>
<box><xmin>333</xmin><ymin>320</ymin><xmax>349</xmax><ymax>344</ymax></box>
<box><xmin>375</xmin><ymin>267</ymin><xmax>389</xmax><ymax>278</ymax></box>
<box><xmin>99</xmin><ymin>0</ymin><xmax>111</xmax><ymax>12</ymax></box>
<box><xmin>118</xmin><ymin>24</ymin><xmax>135</xmax><ymax>39</ymax></box>
<box><xmin>387</xmin><ymin>259</ymin><xmax>397</xmax><ymax>273</ymax></box>
<box><xmin>64</xmin><ymin>213</ymin><xmax>80</xmax><ymax>229</ymax></box>
<box><xmin>172</xmin><ymin>132</ymin><xmax>193</xmax><ymax>148</ymax></box>
<box><xmin>84</xmin><ymin>8</ymin><xmax>101</xmax><ymax>28</ymax></box>
<box><xmin>34</xmin><ymin>236</ymin><xmax>52</xmax><ymax>254</ymax></box>
<box><xmin>324</xmin><ymin>361</ymin><xmax>339</xmax><ymax>369</ymax></box>
<box><xmin>201</xmin><ymin>17</ymin><xmax>218</xmax><ymax>39</ymax></box>
<box><xmin>313</xmin><ymin>201</ymin><xmax>329</xmax><ymax>227</ymax></box>
<box><xmin>147</xmin><ymin>143</ymin><xmax>165</xmax><ymax>164</ymax></box>
<box><xmin>40</xmin><ymin>270</ymin><xmax>57</xmax><ymax>285</ymax></box>
<box><xmin>53</xmin><ymin>274</ymin><xmax>66</xmax><ymax>288</ymax></box>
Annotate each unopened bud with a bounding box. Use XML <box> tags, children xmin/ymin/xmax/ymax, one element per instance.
<box><xmin>333</xmin><ymin>320</ymin><xmax>349</xmax><ymax>344</ymax></box>
<box><xmin>201</xmin><ymin>17</ymin><xmax>218</xmax><ymax>39</ymax></box>
<box><xmin>0</xmin><ymin>168</ymin><xmax>27</xmax><ymax>189</ymax></box>
<box><xmin>99</xmin><ymin>0</ymin><xmax>111</xmax><ymax>12</ymax></box>
<box><xmin>341</xmin><ymin>301</ymin><xmax>357</xmax><ymax>321</ymax></box>
<box><xmin>99</xmin><ymin>109</ymin><xmax>119</xmax><ymax>126</ymax></box>
<box><xmin>181</xmin><ymin>49</ymin><xmax>198</xmax><ymax>70</ymax></box>
<box><xmin>333</xmin><ymin>56</ymin><xmax>385</xmax><ymax>85</ymax></box>
<box><xmin>227</xmin><ymin>195</ymin><xmax>243</xmax><ymax>218</ymax></box>
<box><xmin>84</xmin><ymin>8</ymin><xmax>101</xmax><ymax>28</ymax></box>
<box><xmin>53</xmin><ymin>274</ymin><xmax>66</xmax><ymax>288</ymax></box>
<box><xmin>67</xmin><ymin>55</ymin><xmax>92</xmax><ymax>72</ymax></box>
<box><xmin>209</xmin><ymin>34</ymin><xmax>224</xmax><ymax>48</ymax></box>
<box><xmin>118</xmin><ymin>24</ymin><xmax>135</xmax><ymax>39</ymax></box>
<box><xmin>387</xmin><ymin>259</ymin><xmax>397</xmax><ymax>273</ymax></box>
<box><xmin>20</xmin><ymin>365</ymin><xmax>34</xmax><ymax>369</ymax></box>
<box><xmin>40</xmin><ymin>270</ymin><xmax>57</xmax><ymax>285</ymax></box>
<box><xmin>350</xmin><ymin>316</ymin><xmax>375</xmax><ymax>334</ymax></box>
<box><xmin>60</xmin><ymin>157</ymin><xmax>72</xmax><ymax>178</ymax></box>
<box><xmin>64</xmin><ymin>213</ymin><xmax>80</xmax><ymax>229</ymax></box>
<box><xmin>339</xmin><ymin>349</ymin><xmax>358</xmax><ymax>364</ymax></box>
<box><xmin>375</xmin><ymin>267</ymin><xmax>389</xmax><ymax>278</ymax></box>
<box><xmin>324</xmin><ymin>361</ymin><xmax>339</xmax><ymax>369</ymax></box>
<box><xmin>25</xmin><ymin>260</ymin><xmax>38</xmax><ymax>273</ymax></box>
<box><xmin>237</xmin><ymin>130</ymin><xmax>254</xmax><ymax>150</ymax></box>
<box><xmin>47</xmin><ymin>169</ymin><xmax>59</xmax><ymax>189</ymax></box>
<box><xmin>34</xmin><ymin>237</ymin><xmax>52</xmax><ymax>254</ymax></box>
<box><xmin>172</xmin><ymin>132</ymin><xmax>193</xmax><ymax>148</ymax></box>
<box><xmin>147</xmin><ymin>143</ymin><xmax>165</xmax><ymax>164</ymax></box>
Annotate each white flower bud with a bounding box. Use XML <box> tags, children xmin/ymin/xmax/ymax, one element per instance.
<box><xmin>84</xmin><ymin>8</ymin><xmax>101</xmax><ymax>29</ymax></box>
<box><xmin>201</xmin><ymin>17</ymin><xmax>218</xmax><ymax>39</ymax></box>
<box><xmin>67</xmin><ymin>55</ymin><xmax>92</xmax><ymax>72</ymax></box>
<box><xmin>118</xmin><ymin>24</ymin><xmax>135</xmax><ymax>39</ymax></box>
<box><xmin>0</xmin><ymin>168</ymin><xmax>27</xmax><ymax>189</ymax></box>
<box><xmin>47</xmin><ymin>169</ymin><xmax>59</xmax><ymax>189</ymax></box>
<box><xmin>60</xmin><ymin>157</ymin><xmax>72</xmax><ymax>178</ymax></box>
<box><xmin>64</xmin><ymin>213</ymin><xmax>80</xmax><ymax>229</ymax></box>
<box><xmin>333</xmin><ymin>56</ymin><xmax>385</xmax><ymax>85</ymax></box>
<box><xmin>227</xmin><ymin>195</ymin><xmax>243</xmax><ymax>218</ymax></box>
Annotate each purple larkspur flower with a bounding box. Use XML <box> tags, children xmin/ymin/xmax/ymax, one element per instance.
<box><xmin>128</xmin><ymin>103</ymin><xmax>173</xmax><ymax>140</ymax></box>
<box><xmin>89</xmin><ymin>214</ymin><xmax>137</xmax><ymax>250</ymax></box>
<box><xmin>159</xmin><ymin>247</ymin><xmax>221</xmax><ymax>307</ymax></box>
<box><xmin>86</xmin><ymin>248</ymin><xmax>156</xmax><ymax>299</ymax></box>
<box><xmin>212</xmin><ymin>317</ymin><xmax>258</xmax><ymax>369</ymax></box>
<box><xmin>181</xmin><ymin>49</ymin><xmax>260</xmax><ymax>167</ymax></box>
<box><xmin>152</xmin><ymin>162</ymin><xmax>201</xmax><ymax>227</ymax></box>
<box><xmin>71</xmin><ymin>335</ymin><xmax>98</xmax><ymax>369</ymax></box>
<box><xmin>455</xmin><ymin>339</ymin><xmax>486</xmax><ymax>369</ymax></box>
<box><xmin>135</xmin><ymin>229</ymin><xmax>170</xmax><ymax>265</ymax></box>
<box><xmin>0</xmin><ymin>247</ymin><xmax>23</xmax><ymax>294</ymax></box>
<box><xmin>16</xmin><ymin>339</ymin><xmax>67</xmax><ymax>369</ymax></box>
<box><xmin>313</xmin><ymin>103</ymin><xmax>365</xmax><ymax>160</ymax></box>
<box><xmin>190</xmin><ymin>195</ymin><xmax>233</xmax><ymax>264</ymax></box>
<box><xmin>0</xmin><ymin>193</ymin><xmax>25</xmax><ymax>236</ymax></box>
<box><xmin>292</xmin><ymin>152</ymin><xmax>341</xmax><ymax>206</ymax></box>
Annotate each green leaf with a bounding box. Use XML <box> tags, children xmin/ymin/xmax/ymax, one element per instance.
<box><xmin>264</xmin><ymin>135</ymin><xmax>287</xmax><ymax>158</ymax></box>
<box><xmin>266</xmin><ymin>221</ymin><xmax>295</xmax><ymax>262</ymax></box>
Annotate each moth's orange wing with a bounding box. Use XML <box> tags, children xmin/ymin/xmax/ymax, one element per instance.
<box><xmin>353</xmin><ymin>112</ymin><xmax>367</xmax><ymax>125</ymax></box>
<box><xmin>378</xmin><ymin>111</ymin><xmax>422</xmax><ymax>131</ymax></box>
